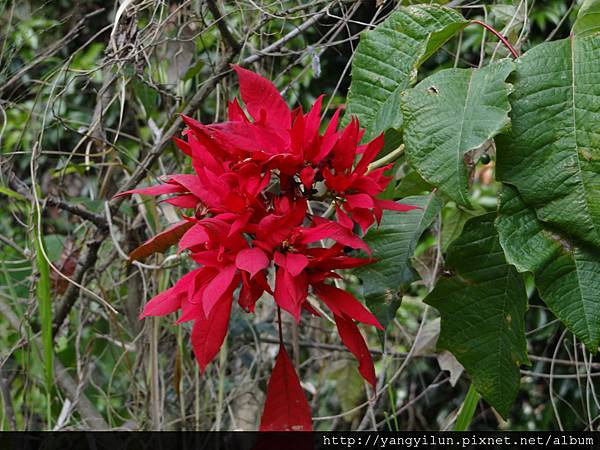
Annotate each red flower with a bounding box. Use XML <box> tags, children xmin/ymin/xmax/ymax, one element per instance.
<box><xmin>116</xmin><ymin>66</ymin><xmax>417</xmax><ymax>431</ymax></box>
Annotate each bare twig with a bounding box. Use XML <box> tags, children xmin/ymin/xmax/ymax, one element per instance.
<box><xmin>0</xmin><ymin>9</ymin><xmax>106</xmax><ymax>97</ymax></box>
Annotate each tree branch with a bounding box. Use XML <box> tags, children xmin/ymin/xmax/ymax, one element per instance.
<box><xmin>206</xmin><ymin>0</ymin><xmax>241</xmax><ymax>52</ymax></box>
<box><xmin>5</xmin><ymin>167</ymin><xmax>108</xmax><ymax>228</ymax></box>
<box><xmin>45</xmin><ymin>197</ymin><xmax>108</xmax><ymax>229</ymax></box>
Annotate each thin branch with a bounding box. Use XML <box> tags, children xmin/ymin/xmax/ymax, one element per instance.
<box><xmin>0</xmin><ymin>233</ymin><xmax>26</xmax><ymax>257</ymax></box>
<box><xmin>5</xmin><ymin>168</ymin><xmax>107</xmax><ymax>228</ymax></box>
<box><xmin>45</xmin><ymin>197</ymin><xmax>108</xmax><ymax>229</ymax></box>
<box><xmin>0</xmin><ymin>9</ymin><xmax>105</xmax><ymax>97</ymax></box>
<box><xmin>243</xmin><ymin>9</ymin><xmax>326</xmax><ymax>65</ymax></box>
<box><xmin>470</xmin><ymin>19</ymin><xmax>520</xmax><ymax>59</ymax></box>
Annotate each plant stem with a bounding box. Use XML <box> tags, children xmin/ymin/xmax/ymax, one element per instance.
<box><xmin>277</xmin><ymin>306</ymin><xmax>284</xmax><ymax>345</ymax></box>
<box><xmin>215</xmin><ymin>339</ymin><xmax>227</xmax><ymax>431</ymax></box>
<box><xmin>470</xmin><ymin>20</ymin><xmax>519</xmax><ymax>59</ymax></box>
<box><xmin>150</xmin><ymin>317</ymin><xmax>160</xmax><ymax>430</ymax></box>
<box><xmin>367</xmin><ymin>144</ymin><xmax>404</xmax><ymax>173</ymax></box>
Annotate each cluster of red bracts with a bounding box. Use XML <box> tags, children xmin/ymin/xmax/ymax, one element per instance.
<box><xmin>116</xmin><ymin>66</ymin><xmax>416</xmax><ymax>431</ymax></box>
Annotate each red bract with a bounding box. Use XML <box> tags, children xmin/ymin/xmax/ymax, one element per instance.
<box><xmin>116</xmin><ymin>65</ymin><xmax>418</xmax><ymax>431</ymax></box>
<box><xmin>260</xmin><ymin>345</ymin><xmax>312</xmax><ymax>431</ymax></box>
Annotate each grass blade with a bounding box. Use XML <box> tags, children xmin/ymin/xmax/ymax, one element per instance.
<box><xmin>34</xmin><ymin>222</ymin><xmax>53</xmax><ymax>393</ymax></box>
<box><xmin>454</xmin><ymin>384</ymin><xmax>480</xmax><ymax>431</ymax></box>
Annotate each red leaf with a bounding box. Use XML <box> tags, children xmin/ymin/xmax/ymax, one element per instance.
<box><xmin>140</xmin><ymin>268</ymin><xmax>200</xmax><ymax>318</ymax></box>
<box><xmin>235</xmin><ymin>247</ymin><xmax>269</xmax><ymax>278</ymax></box>
<box><xmin>227</xmin><ymin>98</ymin><xmax>248</xmax><ymax>122</ymax></box>
<box><xmin>304</xmin><ymin>95</ymin><xmax>323</xmax><ymax>144</ymax></box>
<box><xmin>161</xmin><ymin>194</ymin><xmax>199</xmax><ymax>209</ymax></box>
<box><xmin>331</xmin><ymin>118</ymin><xmax>360</xmax><ymax>171</ymax></box>
<box><xmin>114</xmin><ymin>183</ymin><xmax>185</xmax><ymax>198</ymax></box>
<box><xmin>178</xmin><ymin>223</ymin><xmax>210</xmax><ymax>252</ymax></box>
<box><xmin>238</xmin><ymin>271</ymin><xmax>264</xmax><ymax>312</ymax></box>
<box><xmin>141</xmin><ymin>287</ymin><xmax>181</xmax><ymax>318</ymax></box>
<box><xmin>324</xmin><ymin>107</ymin><xmax>341</xmax><ymax>137</ymax></box>
<box><xmin>345</xmin><ymin>193</ymin><xmax>375</xmax><ymax>210</ymax></box>
<box><xmin>129</xmin><ymin>220</ymin><xmax>194</xmax><ymax>261</ymax></box>
<box><xmin>376</xmin><ymin>199</ymin><xmax>420</xmax><ymax>212</ymax></box>
<box><xmin>335</xmin><ymin>206</ymin><xmax>353</xmax><ymax>229</ymax></box>
<box><xmin>299</xmin><ymin>166</ymin><xmax>315</xmax><ymax>190</ymax></box>
<box><xmin>202</xmin><ymin>264</ymin><xmax>238</xmax><ymax>316</ymax></box>
<box><xmin>314</xmin><ymin>283</ymin><xmax>382</xmax><ymax>330</ymax></box>
<box><xmin>334</xmin><ymin>314</ymin><xmax>376</xmax><ymax>387</ymax></box>
<box><xmin>173</xmin><ymin>137</ymin><xmax>191</xmax><ymax>157</ymax></box>
<box><xmin>274</xmin><ymin>252</ymin><xmax>309</xmax><ymax>277</ymax></box>
<box><xmin>297</xmin><ymin>220</ymin><xmax>370</xmax><ymax>255</ymax></box>
<box><xmin>259</xmin><ymin>345</ymin><xmax>312</xmax><ymax>431</ymax></box>
<box><xmin>274</xmin><ymin>267</ymin><xmax>308</xmax><ymax>322</ymax></box>
<box><xmin>285</xmin><ymin>253</ymin><xmax>309</xmax><ymax>277</ymax></box>
<box><xmin>233</xmin><ymin>65</ymin><xmax>291</xmax><ymax>130</ymax></box>
<box><xmin>191</xmin><ymin>293</ymin><xmax>233</xmax><ymax>371</ymax></box>
<box><xmin>228</xmin><ymin>210</ymin><xmax>252</xmax><ymax>237</ymax></box>
<box><xmin>187</xmin><ymin>133</ymin><xmax>222</xmax><ymax>174</ymax></box>
<box><xmin>354</xmin><ymin>133</ymin><xmax>384</xmax><ymax>174</ymax></box>
<box><xmin>351</xmin><ymin>207</ymin><xmax>375</xmax><ymax>234</ymax></box>
<box><xmin>167</xmin><ymin>174</ymin><xmax>208</xmax><ymax>199</ymax></box>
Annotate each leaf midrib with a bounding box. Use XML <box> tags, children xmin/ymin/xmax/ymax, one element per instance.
<box><xmin>455</xmin><ymin>70</ymin><xmax>475</xmax><ymax>206</ymax></box>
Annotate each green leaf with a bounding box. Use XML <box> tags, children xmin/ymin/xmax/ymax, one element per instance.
<box><xmin>441</xmin><ymin>205</ymin><xmax>483</xmax><ymax>252</ymax></box>
<box><xmin>329</xmin><ymin>361</ymin><xmax>365</xmax><ymax>422</ymax></box>
<box><xmin>0</xmin><ymin>186</ymin><xmax>27</xmax><ymax>202</ymax></box>
<box><xmin>132</xmin><ymin>78</ymin><xmax>160</xmax><ymax>119</ymax></box>
<box><xmin>496</xmin><ymin>185</ymin><xmax>600</xmax><ymax>351</ymax></box>
<box><xmin>573</xmin><ymin>0</ymin><xmax>600</xmax><ymax>37</ymax></box>
<box><xmin>43</xmin><ymin>234</ymin><xmax>65</xmax><ymax>262</ymax></box>
<box><xmin>496</xmin><ymin>35</ymin><xmax>600</xmax><ymax>249</ymax></box>
<box><xmin>345</xmin><ymin>5</ymin><xmax>467</xmax><ymax>140</ymax></box>
<box><xmin>425</xmin><ymin>213</ymin><xmax>529</xmax><ymax>418</ymax></box>
<box><xmin>401</xmin><ymin>59</ymin><xmax>514</xmax><ymax>207</ymax></box>
<box><xmin>395</xmin><ymin>169</ymin><xmax>433</xmax><ymax>197</ymax></box>
<box><xmin>183</xmin><ymin>59</ymin><xmax>205</xmax><ymax>81</ymax></box>
<box><xmin>354</xmin><ymin>194</ymin><xmax>442</xmax><ymax>329</ymax></box>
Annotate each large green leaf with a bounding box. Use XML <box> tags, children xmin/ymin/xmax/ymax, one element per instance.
<box><xmin>345</xmin><ymin>5</ymin><xmax>467</xmax><ymax>140</ymax></box>
<box><xmin>401</xmin><ymin>60</ymin><xmax>514</xmax><ymax>206</ymax></box>
<box><xmin>354</xmin><ymin>194</ymin><xmax>442</xmax><ymax>329</ymax></box>
<box><xmin>497</xmin><ymin>185</ymin><xmax>600</xmax><ymax>351</ymax></box>
<box><xmin>573</xmin><ymin>0</ymin><xmax>600</xmax><ymax>37</ymax></box>
<box><xmin>496</xmin><ymin>35</ymin><xmax>600</xmax><ymax>249</ymax></box>
<box><xmin>425</xmin><ymin>213</ymin><xmax>529</xmax><ymax>418</ymax></box>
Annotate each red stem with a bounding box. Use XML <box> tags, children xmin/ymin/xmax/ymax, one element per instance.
<box><xmin>277</xmin><ymin>306</ymin><xmax>284</xmax><ymax>346</ymax></box>
<box><xmin>470</xmin><ymin>19</ymin><xmax>520</xmax><ymax>59</ymax></box>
